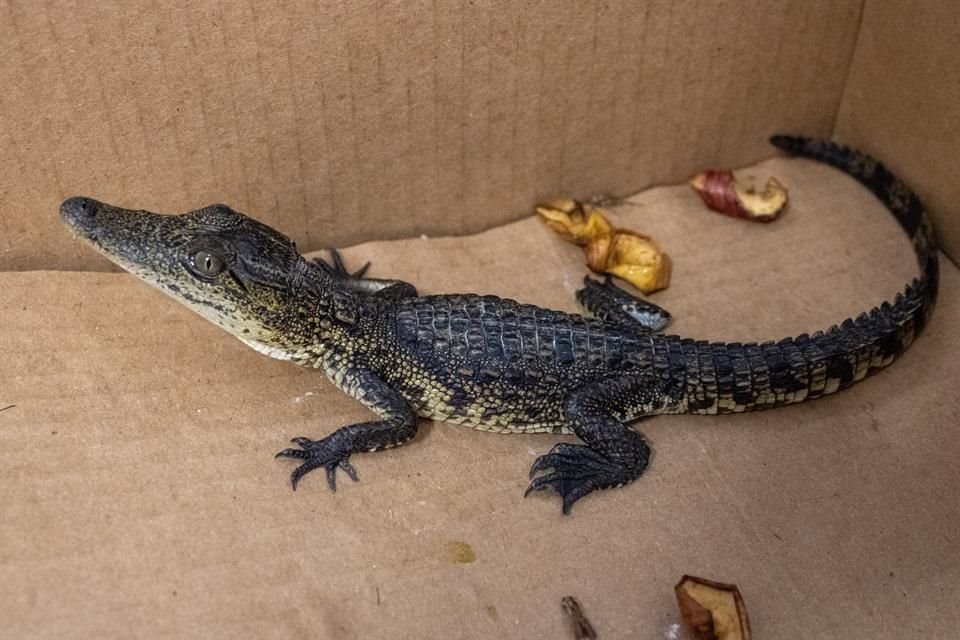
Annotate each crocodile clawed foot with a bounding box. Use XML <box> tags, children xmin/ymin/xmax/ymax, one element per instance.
<box><xmin>275</xmin><ymin>435</ymin><xmax>359</xmax><ymax>491</ymax></box>
<box><xmin>312</xmin><ymin>248</ymin><xmax>370</xmax><ymax>279</ymax></box>
<box><xmin>575</xmin><ymin>276</ymin><xmax>672</xmax><ymax>332</ymax></box>
<box><xmin>330</xmin><ymin>248</ymin><xmax>371</xmax><ymax>279</ymax></box>
<box><xmin>524</xmin><ymin>443</ymin><xmax>629</xmax><ymax>514</ymax></box>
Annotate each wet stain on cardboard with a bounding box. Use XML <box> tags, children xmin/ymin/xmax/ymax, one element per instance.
<box><xmin>446</xmin><ymin>540</ymin><xmax>476</xmax><ymax>564</ymax></box>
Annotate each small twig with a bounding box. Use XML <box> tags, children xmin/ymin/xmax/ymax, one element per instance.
<box><xmin>562</xmin><ymin>596</ymin><xmax>597</xmax><ymax>640</ymax></box>
<box><xmin>585</xmin><ymin>193</ymin><xmax>625</xmax><ymax>209</ymax></box>
<box><xmin>0</xmin><ymin>405</ymin><xmax>15</xmax><ymax>414</ymax></box>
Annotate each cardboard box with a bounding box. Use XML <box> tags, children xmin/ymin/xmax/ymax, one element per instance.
<box><xmin>2</xmin><ymin>2</ymin><xmax>958</xmax><ymax>638</ymax></box>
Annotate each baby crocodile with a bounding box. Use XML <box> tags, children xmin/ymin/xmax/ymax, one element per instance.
<box><xmin>60</xmin><ymin>136</ymin><xmax>938</xmax><ymax>513</ymax></box>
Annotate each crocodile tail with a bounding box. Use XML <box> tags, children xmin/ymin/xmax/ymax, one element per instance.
<box><xmin>769</xmin><ymin>135</ymin><xmax>939</xmax><ymax>308</ymax></box>
<box><xmin>682</xmin><ymin>137</ymin><xmax>939</xmax><ymax>415</ymax></box>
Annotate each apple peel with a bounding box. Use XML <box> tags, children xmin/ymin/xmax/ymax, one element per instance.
<box><xmin>690</xmin><ymin>170</ymin><xmax>788</xmax><ymax>222</ymax></box>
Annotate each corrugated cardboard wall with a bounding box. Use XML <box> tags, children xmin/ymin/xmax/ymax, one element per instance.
<box><xmin>833</xmin><ymin>0</ymin><xmax>960</xmax><ymax>262</ymax></box>
<box><xmin>0</xmin><ymin>0</ymin><xmax>862</xmax><ymax>272</ymax></box>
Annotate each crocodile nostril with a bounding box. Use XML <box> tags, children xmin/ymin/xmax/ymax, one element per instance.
<box><xmin>60</xmin><ymin>196</ymin><xmax>100</xmax><ymax>223</ymax></box>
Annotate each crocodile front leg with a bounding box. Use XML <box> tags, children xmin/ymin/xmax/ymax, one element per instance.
<box><xmin>526</xmin><ymin>375</ymin><xmax>660</xmax><ymax>513</ymax></box>
<box><xmin>276</xmin><ymin>368</ymin><xmax>419</xmax><ymax>490</ymax></box>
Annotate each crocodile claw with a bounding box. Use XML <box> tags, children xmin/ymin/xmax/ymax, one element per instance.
<box><xmin>313</xmin><ymin>248</ymin><xmax>371</xmax><ymax>279</ymax></box>
<box><xmin>525</xmin><ymin>443</ymin><xmax>629</xmax><ymax>514</ymax></box>
<box><xmin>275</xmin><ymin>435</ymin><xmax>359</xmax><ymax>491</ymax></box>
<box><xmin>330</xmin><ymin>248</ymin><xmax>370</xmax><ymax>279</ymax></box>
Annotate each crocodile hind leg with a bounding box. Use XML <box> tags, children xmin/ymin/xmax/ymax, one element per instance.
<box><xmin>526</xmin><ymin>375</ymin><xmax>662</xmax><ymax>514</ymax></box>
<box><xmin>276</xmin><ymin>368</ymin><xmax>419</xmax><ymax>490</ymax></box>
<box><xmin>312</xmin><ymin>247</ymin><xmax>371</xmax><ymax>278</ymax></box>
<box><xmin>576</xmin><ymin>276</ymin><xmax>672</xmax><ymax>332</ymax></box>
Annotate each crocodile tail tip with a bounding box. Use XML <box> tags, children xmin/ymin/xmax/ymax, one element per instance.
<box><xmin>769</xmin><ymin>134</ymin><xmax>806</xmax><ymax>155</ymax></box>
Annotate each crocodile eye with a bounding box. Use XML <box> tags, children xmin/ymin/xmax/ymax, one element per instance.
<box><xmin>192</xmin><ymin>250</ymin><xmax>225</xmax><ymax>277</ymax></box>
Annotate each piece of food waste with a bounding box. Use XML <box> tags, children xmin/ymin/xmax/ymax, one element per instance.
<box><xmin>689</xmin><ymin>170</ymin><xmax>788</xmax><ymax>222</ymax></box>
<box><xmin>561</xmin><ymin>596</ymin><xmax>597</xmax><ymax>640</ymax></box>
<box><xmin>536</xmin><ymin>199</ymin><xmax>671</xmax><ymax>294</ymax></box>
<box><xmin>675</xmin><ymin>575</ymin><xmax>751</xmax><ymax>640</ymax></box>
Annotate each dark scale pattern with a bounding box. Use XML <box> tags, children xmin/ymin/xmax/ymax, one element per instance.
<box><xmin>59</xmin><ymin>136</ymin><xmax>939</xmax><ymax>513</ymax></box>
<box><xmin>390</xmin><ymin>294</ymin><xmax>663</xmax><ymax>432</ymax></box>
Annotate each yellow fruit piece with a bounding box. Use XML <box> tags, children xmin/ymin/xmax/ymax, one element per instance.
<box><xmin>537</xmin><ymin>199</ymin><xmax>670</xmax><ymax>294</ymax></box>
<box><xmin>536</xmin><ymin>199</ymin><xmax>613</xmax><ymax>245</ymax></box>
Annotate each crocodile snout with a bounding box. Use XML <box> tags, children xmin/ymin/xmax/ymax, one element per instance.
<box><xmin>60</xmin><ymin>196</ymin><xmax>102</xmax><ymax>232</ymax></box>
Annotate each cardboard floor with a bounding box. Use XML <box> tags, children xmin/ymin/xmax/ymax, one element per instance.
<box><xmin>2</xmin><ymin>157</ymin><xmax>958</xmax><ymax>639</ymax></box>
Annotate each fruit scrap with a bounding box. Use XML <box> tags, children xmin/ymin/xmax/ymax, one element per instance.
<box><xmin>689</xmin><ymin>170</ymin><xmax>788</xmax><ymax>222</ymax></box>
<box><xmin>536</xmin><ymin>199</ymin><xmax>671</xmax><ymax>294</ymax></box>
<box><xmin>537</xmin><ymin>198</ymin><xmax>613</xmax><ymax>244</ymax></box>
<box><xmin>675</xmin><ymin>575</ymin><xmax>751</xmax><ymax>640</ymax></box>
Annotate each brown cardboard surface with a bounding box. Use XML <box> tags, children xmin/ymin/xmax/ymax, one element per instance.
<box><xmin>834</xmin><ymin>0</ymin><xmax>960</xmax><ymax>262</ymax></box>
<box><xmin>0</xmin><ymin>0</ymin><xmax>862</xmax><ymax>272</ymax></box>
<box><xmin>2</xmin><ymin>158</ymin><xmax>959</xmax><ymax>638</ymax></box>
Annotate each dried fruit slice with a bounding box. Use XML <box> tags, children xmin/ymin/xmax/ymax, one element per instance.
<box><xmin>536</xmin><ymin>199</ymin><xmax>613</xmax><ymax>245</ymax></box>
<box><xmin>675</xmin><ymin>575</ymin><xmax>751</xmax><ymax>640</ymax></box>
<box><xmin>536</xmin><ymin>199</ymin><xmax>671</xmax><ymax>294</ymax></box>
<box><xmin>583</xmin><ymin>229</ymin><xmax>671</xmax><ymax>294</ymax></box>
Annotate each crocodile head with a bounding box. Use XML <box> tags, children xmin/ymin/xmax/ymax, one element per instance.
<box><xmin>59</xmin><ymin>197</ymin><xmax>320</xmax><ymax>353</ymax></box>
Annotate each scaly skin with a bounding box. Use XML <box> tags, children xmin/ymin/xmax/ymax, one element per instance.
<box><xmin>59</xmin><ymin>137</ymin><xmax>938</xmax><ymax>513</ymax></box>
